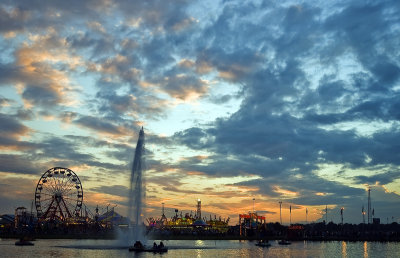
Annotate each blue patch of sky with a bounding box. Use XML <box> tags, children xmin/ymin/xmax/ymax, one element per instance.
<box><xmin>0</xmin><ymin>38</ymin><xmax>18</xmax><ymax>64</ymax></box>
<box><xmin>147</xmin><ymin>75</ymin><xmax>242</xmax><ymax>137</ymax></box>
<box><xmin>0</xmin><ymin>87</ymin><xmax>23</xmax><ymax>107</ymax></box>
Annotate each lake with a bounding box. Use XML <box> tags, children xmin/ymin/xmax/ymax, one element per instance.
<box><xmin>2</xmin><ymin>239</ymin><xmax>400</xmax><ymax>257</ymax></box>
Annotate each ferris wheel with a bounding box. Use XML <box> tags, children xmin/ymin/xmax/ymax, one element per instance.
<box><xmin>34</xmin><ymin>167</ymin><xmax>83</xmax><ymax>220</ymax></box>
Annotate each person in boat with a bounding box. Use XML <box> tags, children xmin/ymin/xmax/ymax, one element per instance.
<box><xmin>134</xmin><ymin>241</ymin><xmax>144</xmax><ymax>249</ymax></box>
<box><xmin>159</xmin><ymin>241</ymin><xmax>164</xmax><ymax>248</ymax></box>
<box><xmin>153</xmin><ymin>242</ymin><xmax>158</xmax><ymax>249</ymax></box>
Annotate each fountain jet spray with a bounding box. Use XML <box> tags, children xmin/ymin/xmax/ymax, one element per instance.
<box><xmin>127</xmin><ymin>127</ymin><xmax>146</xmax><ymax>243</ymax></box>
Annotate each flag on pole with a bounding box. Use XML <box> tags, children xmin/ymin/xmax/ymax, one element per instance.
<box><xmin>372</xmin><ymin>209</ymin><xmax>375</xmax><ymax>216</ymax></box>
<box><xmin>290</xmin><ymin>205</ymin><xmax>292</xmax><ymax>213</ymax></box>
<box><xmin>306</xmin><ymin>208</ymin><xmax>308</xmax><ymax>214</ymax></box>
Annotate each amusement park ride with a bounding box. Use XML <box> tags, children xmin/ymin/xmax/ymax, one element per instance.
<box><xmin>34</xmin><ymin>167</ymin><xmax>83</xmax><ymax>221</ymax></box>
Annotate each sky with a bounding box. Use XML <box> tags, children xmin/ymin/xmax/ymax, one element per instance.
<box><xmin>0</xmin><ymin>0</ymin><xmax>400</xmax><ymax>225</ymax></box>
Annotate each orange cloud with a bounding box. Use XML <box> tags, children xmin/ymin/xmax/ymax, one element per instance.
<box><xmin>273</xmin><ymin>185</ymin><xmax>299</xmax><ymax>197</ymax></box>
<box><xmin>12</xmin><ymin>29</ymin><xmax>82</xmax><ymax>107</ymax></box>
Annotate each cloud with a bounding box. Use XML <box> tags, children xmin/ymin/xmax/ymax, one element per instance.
<box><xmin>0</xmin><ymin>113</ymin><xmax>31</xmax><ymax>139</ymax></box>
<box><xmin>0</xmin><ymin>113</ymin><xmax>34</xmax><ymax>151</ymax></box>
<box><xmin>74</xmin><ymin>115</ymin><xmax>129</xmax><ymax>136</ymax></box>
<box><xmin>0</xmin><ymin>6</ymin><xmax>29</xmax><ymax>34</ymax></box>
<box><xmin>1</xmin><ymin>0</ymin><xmax>400</xmax><ymax>223</ymax></box>
<box><xmin>0</xmin><ymin>155</ymin><xmax>42</xmax><ymax>175</ymax></box>
<box><xmin>160</xmin><ymin>74</ymin><xmax>209</xmax><ymax>100</ymax></box>
<box><xmin>0</xmin><ymin>30</ymin><xmax>81</xmax><ymax>108</ymax></box>
<box><xmin>354</xmin><ymin>171</ymin><xmax>400</xmax><ymax>185</ymax></box>
<box><xmin>166</xmin><ymin>0</ymin><xmax>400</xmax><ymax>223</ymax></box>
<box><xmin>90</xmin><ymin>185</ymin><xmax>130</xmax><ymax>198</ymax></box>
<box><xmin>0</xmin><ymin>177</ymin><xmax>37</xmax><ymax>214</ymax></box>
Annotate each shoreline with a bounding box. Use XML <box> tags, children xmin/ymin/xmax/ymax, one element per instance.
<box><xmin>2</xmin><ymin>233</ymin><xmax>400</xmax><ymax>242</ymax></box>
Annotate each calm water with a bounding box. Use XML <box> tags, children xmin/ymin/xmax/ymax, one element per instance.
<box><xmin>2</xmin><ymin>239</ymin><xmax>400</xmax><ymax>257</ymax></box>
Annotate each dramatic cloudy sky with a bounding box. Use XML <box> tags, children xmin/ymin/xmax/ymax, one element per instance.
<box><xmin>1</xmin><ymin>0</ymin><xmax>400</xmax><ymax>225</ymax></box>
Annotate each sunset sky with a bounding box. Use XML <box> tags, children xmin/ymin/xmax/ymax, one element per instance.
<box><xmin>1</xmin><ymin>0</ymin><xmax>400</xmax><ymax>225</ymax></box>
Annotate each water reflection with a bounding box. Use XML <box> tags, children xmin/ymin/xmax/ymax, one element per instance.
<box><xmin>196</xmin><ymin>248</ymin><xmax>203</xmax><ymax>258</ymax></box>
<box><xmin>363</xmin><ymin>241</ymin><xmax>368</xmax><ymax>258</ymax></box>
<box><xmin>342</xmin><ymin>241</ymin><xmax>347</xmax><ymax>258</ymax></box>
<box><xmin>4</xmin><ymin>239</ymin><xmax>400</xmax><ymax>257</ymax></box>
<box><xmin>195</xmin><ymin>240</ymin><xmax>204</xmax><ymax>247</ymax></box>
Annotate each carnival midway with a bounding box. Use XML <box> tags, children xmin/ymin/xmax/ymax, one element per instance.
<box><xmin>2</xmin><ymin>129</ymin><xmax>400</xmax><ymax>247</ymax></box>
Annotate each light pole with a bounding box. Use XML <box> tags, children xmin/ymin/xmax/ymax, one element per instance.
<box><xmin>253</xmin><ymin>198</ymin><xmax>255</xmax><ymax>214</ymax></box>
<box><xmin>279</xmin><ymin>201</ymin><xmax>282</xmax><ymax>225</ymax></box>
<box><xmin>368</xmin><ymin>188</ymin><xmax>371</xmax><ymax>224</ymax></box>
<box><xmin>362</xmin><ymin>206</ymin><xmax>365</xmax><ymax>224</ymax></box>
<box><xmin>340</xmin><ymin>207</ymin><xmax>344</xmax><ymax>225</ymax></box>
<box><xmin>106</xmin><ymin>203</ymin><xmax>110</xmax><ymax>228</ymax></box>
<box><xmin>306</xmin><ymin>208</ymin><xmax>308</xmax><ymax>224</ymax></box>
<box><xmin>325</xmin><ymin>205</ymin><xmax>328</xmax><ymax>223</ymax></box>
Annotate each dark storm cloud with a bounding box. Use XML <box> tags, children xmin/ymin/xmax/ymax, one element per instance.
<box><xmin>117</xmin><ymin>0</ymin><xmax>193</xmax><ymax>32</ymax></box>
<box><xmin>95</xmin><ymin>91</ymin><xmax>167</xmax><ymax>120</ymax></box>
<box><xmin>0</xmin><ymin>154</ymin><xmax>42</xmax><ymax>175</ymax></box>
<box><xmin>173</xmin><ymin>128</ymin><xmax>211</xmax><ymax>150</ymax></box>
<box><xmin>0</xmin><ymin>6</ymin><xmax>28</xmax><ymax>33</ymax></box>
<box><xmin>0</xmin><ymin>112</ymin><xmax>35</xmax><ymax>150</ymax></box>
<box><xmin>0</xmin><ymin>129</ymin><xmax>128</xmax><ymax>176</ymax></box>
<box><xmin>160</xmin><ymin>73</ymin><xmax>208</xmax><ymax>100</ymax></box>
<box><xmin>33</xmin><ymin>135</ymin><xmax>128</xmax><ymax>172</ymax></box>
<box><xmin>0</xmin><ymin>113</ymin><xmax>30</xmax><ymax>139</ymax></box>
<box><xmin>0</xmin><ymin>63</ymin><xmax>66</xmax><ymax>108</ymax></box>
<box><xmin>22</xmin><ymin>85</ymin><xmax>60</xmax><ymax>107</ymax></box>
<box><xmin>1</xmin><ymin>0</ymin><xmax>111</xmax><ymax>32</ymax></box>
<box><xmin>90</xmin><ymin>185</ymin><xmax>129</xmax><ymax>198</ymax></box>
<box><xmin>0</xmin><ymin>63</ymin><xmax>20</xmax><ymax>86</ymax></box>
<box><xmin>74</xmin><ymin>115</ymin><xmax>128</xmax><ymax>136</ymax></box>
<box><xmin>16</xmin><ymin>108</ymin><xmax>34</xmax><ymax>120</ymax></box>
<box><xmin>365</xmin><ymin>130</ymin><xmax>400</xmax><ymax>165</ymax></box>
<box><xmin>37</xmin><ymin>136</ymin><xmax>95</xmax><ymax>162</ymax></box>
<box><xmin>140</xmin><ymin>37</ymin><xmax>176</xmax><ymax>74</ymax></box>
<box><xmin>354</xmin><ymin>170</ymin><xmax>400</xmax><ymax>185</ymax></box>
<box><xmin>0</xmin><ymin>136</ymin><xmax>35</xmax><ymax>151</ymax></box>
<box><xmin>64</xmin><ymin>135</ymin><xmax>112</xmax><ymax>149</ymax></box>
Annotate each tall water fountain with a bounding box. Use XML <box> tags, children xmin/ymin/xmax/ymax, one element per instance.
<box><xmin>126</xmin><ymin>127</ymin><xmax>146</xmax><ymax>244</ymax></box>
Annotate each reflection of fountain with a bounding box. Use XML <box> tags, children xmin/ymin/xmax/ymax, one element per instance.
<box><xmin>126</xmin><ymin>127</ymin><xmax>146</xmax><ymax>244</ymax></box>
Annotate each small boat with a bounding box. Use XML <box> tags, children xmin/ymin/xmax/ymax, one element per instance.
<box><xmin>128</xmin><ymin>246</ymin><xmax>168</xmax><ymax>252</ymax></box>
<box><xmin>15</xmin><ymin>239</ymin><xmax>34</xmax><ymax>246</ymax></box>
<box><xmin>278</xmin><ymin>240</ymin><xmax>291</xmax><ymax>245</ymax></box>
<box><xmin>129</xmin><ymin>241</ymin><xmax>168</xmax><ymax>253</ymax></box>
<box><xmin>255</xmin><ymin>240</ymin><xmax>271</xmax><ymax>247</ymax></box>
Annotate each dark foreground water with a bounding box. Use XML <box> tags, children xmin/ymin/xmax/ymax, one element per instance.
<box><xmin>2</xmin><ymin>239</ymin><xmax>400</xmax><ymax>257</ymax></box>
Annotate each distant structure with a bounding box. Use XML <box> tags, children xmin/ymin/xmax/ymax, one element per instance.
<box><xmin>197</xmin><ymin>199</ymin><xmax>202</xmax><ymax>220</ymax></box>
<box><xmin>14</xmin><ymin>207</ymin><xmax>33</xmax><ymax>230</ymax></box>
<box><xmin>161</xmin><ymin>203</ymin><xmax>167</xmax><ymax>222</ymax></box>
<box><xmin>325</xmin><ymin>205</ymin><xmax>328</xmax><ymax>223</ymax></box>
<box><xmin>368</xmin><ymin>188</ymin><xmax>371</xmax><ymax>224</ymax></box>
<box><xmin>147</xmin><ymin>200</ymin><xmax>229</xmax><ymax>233</ymax></box>
<box><xmin>34</xmin><ymin>167</ymin><xmax>83</xmax><ymax>221</ymax></box>
<box><xmin>340</xmin><ymin>207</ymin><xmax>344</xmax><ymax>225</ymax></box>
<box><xmin>362</xmin><ymin>206</ymin><xmax>365</xmax><ymax>224</ymax></box>
<box><xmin>306</xmin><ymin>208</ymin><xmax>308</xmax><ymax>224</ymax></box>
<box><xmin>239</xmin><ymin>211</ymin><xmax>266</xmax><ymax>236</ymax></box>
